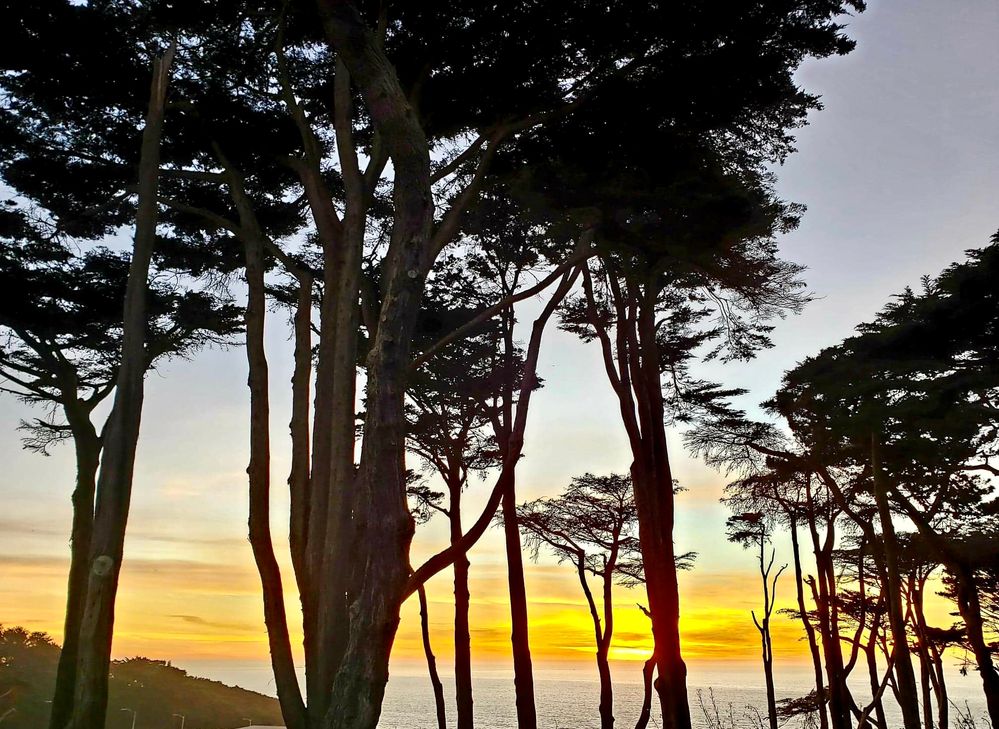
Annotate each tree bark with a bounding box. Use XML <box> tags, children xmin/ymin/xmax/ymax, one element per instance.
<box><xmin>635</xmin><ymin>653</ymin><xmax>657</xmax><ymax>729</ymax></box>
<box><xmin>450</xmin><ymin>479</ymin><xmax>475</xmax><ymax>729</ymax></box>
<box><xmin>857</xmin><ymin>588</ymin><xmax>887</xmax><ymax>729</ymax></box>
<box><xmin>761</xmin><ymin>628</ymin><xmax>777</xmax><ymax>729</ymax></box>
<box><xmin>789</xmin><ymin>517</ymin><xmax>828</xmax><ymax>729</ymax></box>
<box><xmin>755</xmin><ymin>540</ymin><xmax>780</xmax><ymax>729</ymax></box>
<box><xmin>48</xmin><ymin>421</ymin><xmax>100</xmax><ymax>729</ymax></box>
<box><xmin>598</xmin><ymin>549</ymin><xmax>618</xmax><ymax>729</ymax></box>
<box><xmin>631</xmin><ymin>287</ymin><xmax>690</xmax><ymax>729</ymax></box>
<box><xmin>577</xmin><ymin>553</ymin><xmax>614</xmax><ymax>729</ymax></box>
<box><xmin>242</xmin><ymin>222</ymin><xmax>308</xmax><ymax>729</ymax></box>
<box><xmin>287</xmin><ymin>272</ymin><xmax>313</xmax><ymax>602</ymax></box>
<box><xmin>581</xmin><ymin>266</ymin><xmax>691</xmax><ymax>729</ymax></box>
<box><xmin>909</xmin><ymin>577</ymin><xmax>935</xmax><ymax>729</ymax></box>
<box><xmin>803</xmin><ymin>483</ymin><xmax>852</xmax><ymax>729</ymax></box>
<box><xmin>870</xmin><ymin>432</ymin><xmax>921</xmax><ymax>729</ymax></box>
<box><xmin>67</xmin><ymin>46</ymin><xmax>173</xmax><ymax>729</ymax></box>
<box><xmin>496</xmin><ymin>300</ymin><xmax>538</xmax><ymax>729</ymax></box>
<box><xmin>928</xmin><ymin>642</ymin><xmax>948</xmax><ymax>729</ymax></box>
<box><xmin>500</xmin><ymin>447</ymin><xmax>537</xmax><ymax>729</ymax></box>
<box><xmin>418</xmin><ymin>586</ymin><xmax>447</xmax><ymax>729</ymax></box>
<box><xmin>952</xmin><ymin>565</ymin><xmax>999</xmax><ymax>729</ymax></box>
<box><xmin>314</xmin><ymin>5</ymin><xmax>433</xmax><ymax>728</ymax></box>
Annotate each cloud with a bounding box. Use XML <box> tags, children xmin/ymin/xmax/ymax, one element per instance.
<box><xmin>168</xmin><ymin>614</ymin><xmax>258</xmax><ymax>632</ymax></box>
<box><xmin>0</xmin><ymin>518</ymin><xmax>67</xmax><ymax>538</ymax></box>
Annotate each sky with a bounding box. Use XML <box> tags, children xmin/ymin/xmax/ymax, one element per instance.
<box><xmin>2</xmin><ymin>0</ymin><xmax>999</xmax><ymax>694</ymax></box>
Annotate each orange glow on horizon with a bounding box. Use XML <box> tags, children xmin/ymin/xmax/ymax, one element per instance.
<box><xmin>1</xmin><ymin>546</ymin><xmax>962</xmax><ymax>672</ymax></box>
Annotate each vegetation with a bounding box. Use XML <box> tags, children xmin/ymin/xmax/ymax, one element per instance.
<box><xmin>0</xmin><ymin>626</ymin><xmax>282</xmax><ymax>729</ymax></box>
<box><xmin>4</xmin><ymin>2</ymin><xmax>999</xmax><ymax>729</ymax></box>
<box><xmin>689</xmin><ymin>235</ymin><xmax>999</xmax><ymax>729</ymax></box>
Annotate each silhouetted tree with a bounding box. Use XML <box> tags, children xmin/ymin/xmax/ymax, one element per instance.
<box><xmin>0</xmin><ymin>215</ymin><xmax>240</xmax><ymax>729</ymax></box>
<box><xmin>407</xmin><ymin>256</ymin><xmax>508</xmax><ymax>729</ymax></box>
<box><xmin>690</xmin><ymin>236</ymin><xmax>999</xmax><ymax>729</ymax></box>
<box><xmin>3</xmin><ymin>2</ymin><xmax>869</xmax><ymax>727</ymax></box>
<box><xmin>0</xmin><ymin>17</ymin><xmax>255</xmax><ymax>723</ymax></box>
<box><xmin>726</xmin><ymin>511</ymin><xmax>786</xmax><ymax>729</ymax></box>
<box><xmin>518</xmin><ymin>473</ymin><xmax>644</xmax><ymax>729</ymax></box>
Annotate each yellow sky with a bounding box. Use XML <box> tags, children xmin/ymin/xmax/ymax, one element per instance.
<box><xmin>0</xmin><ymin>525</ymin><xmax>961</xmax><ymax>673</ymax></box>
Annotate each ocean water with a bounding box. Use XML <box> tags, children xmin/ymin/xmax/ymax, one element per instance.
<box><xmin>376</xmin><ymin>663</ymin><xmax>991</xmax><ymax>729</ymax></box>
<box><xmin>183</xmin><ymin>659</ymin><xmax>992</xmax><ymax>729</ymax></box>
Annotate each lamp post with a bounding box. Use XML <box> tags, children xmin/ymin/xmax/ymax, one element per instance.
<box><xmin>242</xmin><ymin>719</ymin><xmax>253</xmax><ymax>727</ymax></box>
<box><xmin>172</xmin><ymin>713</ymin><xmax>186</xmax><ymax>729</ymax></box>
<box><xmin>121</xmin><ymin>708</ymin><xmax>137</xmax><ymax>729</ymax></box>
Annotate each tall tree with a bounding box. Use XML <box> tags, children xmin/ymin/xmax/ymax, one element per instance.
<box><xmin>689</xmin><ymin>236</ymin><xmax>999</xmax><ymax>729</ymax></box>
<box><xmin>66</xmin><ymin>45</ymin><xmax>176</xmax><ymax>729</ymax></box>
<box><xmin>313</xmin><ymin>2</ymin><xmax>865</xmax><ymax>719</ymax></box>
<box><xmin>3</xmin><ymin>3</ymin><xmax>867</xmax><ymax>727</ymax></box>
<box><xmin>0</xmin><ymin>217</ymin><xmax>239</xmax><ymax>729</ymax></box>
<box><xmin>407</xmin><ymin>256</ymin><xmax>507</xmax><ymax>729</ymax></box>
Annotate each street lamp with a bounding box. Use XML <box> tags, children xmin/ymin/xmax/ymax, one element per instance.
<box><xmin>242</xmin><ymin>719</ymin><xmax>253</xmax><ymax>727</ymax></box>
<box><xmin>120</xmin><ymin>708</ymin><xmax>137</xmax><ymax>729</ymax></box>
<box><xmin>172</xmin><ymin>712</ymin><xmax>186</xmax><ymax>729</ymax></box>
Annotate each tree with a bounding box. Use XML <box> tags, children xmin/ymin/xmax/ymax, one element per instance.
<box><xmin>525</xmin><ymin>8</ymin><xmax>867</xmax><ymax>722</ymax></box>
<box><xmin>3</xmin><ymin>2</ymin><xmax>868</xmax><ymax>727</ymax></box>
<box><xmin>65</xmin><ymin>45</ymin><xmax>177</xmax><ymax>729</ymax></box>
<box><xmin>407</xmin><ymin>258</ymin><xmax>506</xmax><ymax>729</ymax></box>
<box><xmin>312</xmin><ymin>3</ymin><xmax>866</xmax><ymax>723</ymax></box>
<box><xmin>689</xmin><ymin>236</ymin><xmax>999</xmax><ymax>729</ymax></box>
<box><xmin>0</xmin><ymin>15</ymin><xmax>250</xmax><ymax>724</ymax></box>
<box><xmin>770</xmin><ymin>243</ymin><xmax>999</xmax><ymax>729</ymax></box>
<box><xmin>0</xmin><ymin>215</ymin><xmax>239</xmax><ymax>729</ymax></box>
<box><xmin>725</xmin><ymin>512</ymin><xmax>786</xmax><ymax>729</ymax></box>
<box><xmin>517</xmin><ymin>473</ymin><xmax>645</xmax><ymax>729</ymax></box>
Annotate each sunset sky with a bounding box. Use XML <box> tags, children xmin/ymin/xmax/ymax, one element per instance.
<box><xmin>2</xmin><ymin>0</ymin><xmax>998</xmax><ymax>693</ymax></box>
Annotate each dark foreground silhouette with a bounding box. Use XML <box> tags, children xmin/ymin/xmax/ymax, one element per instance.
<box><xmin>0</xmin><ymin>626</ymin><xmax>282</xmax><ymax>729</ymax></box>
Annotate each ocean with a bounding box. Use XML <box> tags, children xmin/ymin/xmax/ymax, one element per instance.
<box><xmin>180</xmin><ymin>659</ymin><xmax>992</xmax><ymax>729</ymax></box>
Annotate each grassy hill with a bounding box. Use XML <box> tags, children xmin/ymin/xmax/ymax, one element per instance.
<box><xmin>0</xmin><ymin>625</ymin><xmax>283</xmax><ymax>729</ymax></box>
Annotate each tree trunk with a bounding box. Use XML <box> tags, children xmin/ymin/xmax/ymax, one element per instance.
<box><xmin>952</xmin><ymin>565</ymin><xmax>999</xmax><ymax>729</ymax></box>
<box><xmin>501</xmin><ymin>457</ymin><xmax>538</xmax><ymax>729</ymax></box>
<box><xmin>579</xmin><ymin>554</ymin><xmax>613</xmax><ymax>729</ymax></box>
<box><xmin>450</xmin><ymin>480</ymin><xmax>474</xmax><ymax>729</ymax></box>
<box><xmin>599</xmin><ymin>554</ymin><xmax>617</xmax><ymax>729</ymax></box>
<box><xmin>865</xmin><ymin>647</ymin><xmax>887</xmax><ymax>729</ymax></box>
<box><xmin>909</xmin><ymin>577</ymin><xmax>935</xmax><ymax>729</ymax></box>
<box><xmin>418</xmin><ymin>586</ymin><xmax>447</xmax><ymax>729</ymax></box>
<box><xmin>864</xmin><ymin>599</ymin><xmax>889</xmax><ymax>729</ymax></box>
<box><xmin>635</xmin><ymin>653</ymin><xmax>657</xmax><ymax>729</ymax></box>
<box><xmin>806</xmin><ymin>514</ymin><xmax>852</xmax><ymax>729</ymax></box>
<box><xmin>870</xmin><ymin>433</ymin><xmax>921</xmax><ymax>729</ymax></box>
<box><xmin>930</xmin><ymin>644</ymin><xmax>948</xmax><ymax>729</ymax></box>
<box><xmin>497</xmin><ymin>296</ymin><xmax>537</xmax><ymax>729</ymax></box>
<box><xmin>242</xmin><ymin>224</ymin><xmax>307</xmax><ymax>729</ymax></box>
<box><xmin>596</xmin><ymin>646</ymin><xmax>614</xmax><ymax>729</ymax></box>
<box><xmin>789</xmin><ymin>517</ymin><xmax>828</xmax><ymax>729</ymax></box>
<box><xmin>314</xmin><ymin>4</ymin><xmax>433</xmax><ymax>728</ymax></box>
<box><xmin>49</xmin><ymin>424</ymin><xmax>100</xmax><ymax>729</ymax></box>
<box><xmin>631</xmin><ymin>291</ymin><xmax>691</xmax><ymax>729</ymax></box>
<box><xmin>757</xmin><ymin>538</ymin><xmax>779</xmax><ymax>729</ymax></box>
<box><xmin>761</xmin><ymin>621</ymin><xmax>778</xmax><ymax>729</ymax></box>
<box><xmin>67</xmin><ymin>46</ymin><xmax>173</xmax><ymax>729</ymax></box>
<box><xmin>581</xmin><ymin>267</ymin><xmax>691</xmax><ymax>729</ymax></box>
<box><xmin>287</xmin><ymin>273</ymin><xmax>313</xmax><ymax>600</ymax></box>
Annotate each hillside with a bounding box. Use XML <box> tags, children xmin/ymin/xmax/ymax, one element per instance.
<box><xmin>0</xmin><ymin>625</ymin><xmax>283</xmax><ymax>728</ymax></box>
